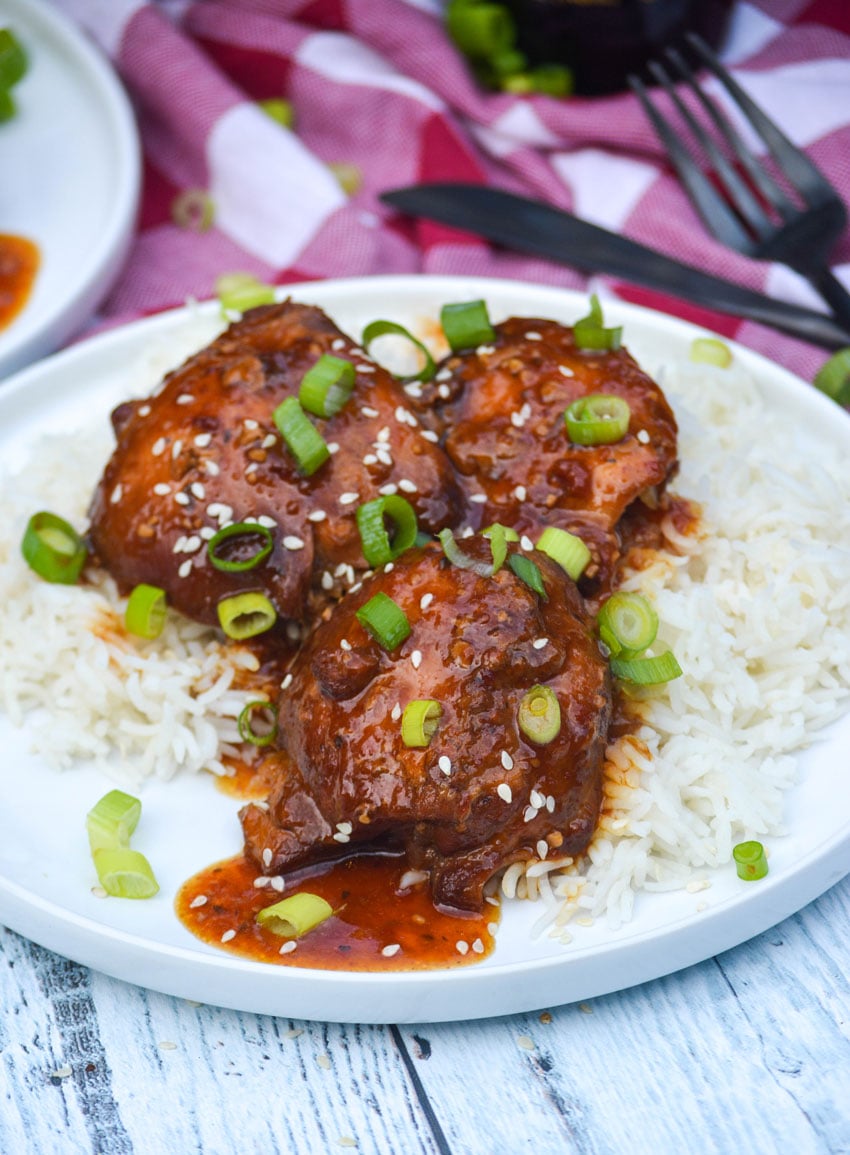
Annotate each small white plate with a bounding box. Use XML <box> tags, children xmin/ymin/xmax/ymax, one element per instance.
<box><xmin>0</xmin><ymin>275</ymin><xmax>849</xmax><ymax>1025</ymax></box>
<box><xmin>0</xmin><ymin>0</ymin><xmax>140</xmax><ymax>379</ymax></box>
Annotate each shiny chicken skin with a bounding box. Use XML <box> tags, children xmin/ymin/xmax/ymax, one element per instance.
<box><xmin>240</xmin><ymin>540</ymin><xmax>611</xmax><ymax>912</ymax></box>
<box><xmin>87</xmin><ymin>302</ymin><xmax>464</xmax><ymax>628</ymax></box>
<box><xmin>414</xmin><ymin>315</ymin><xmax>679</xmax><ymax>592</ymax></box>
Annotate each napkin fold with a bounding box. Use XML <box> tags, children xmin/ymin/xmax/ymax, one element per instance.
<box><xmin>49</xmin><ymin>0</ymin><xmax>850</xmax><ymax>380</ymax></box>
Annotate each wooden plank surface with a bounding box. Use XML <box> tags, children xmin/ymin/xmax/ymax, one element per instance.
<box><xmin>2</xmin><ymin>874</ymin><xmax>849</xmax><ymax>1155</ymax></box>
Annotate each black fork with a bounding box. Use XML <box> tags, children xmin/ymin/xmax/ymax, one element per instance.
<box><xmin>629</xmin><ymin>33</ymin><xmax>850</xmax><ymax>330</ymax></box>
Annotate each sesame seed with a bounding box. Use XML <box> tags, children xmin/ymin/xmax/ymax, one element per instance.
<box><xmin>420</xmin><ymin>593</ymin><xmax>434</xmax><ymax>610</ymax></box>
<box><xmin>190</xmin><ymin>482</ymin><xmax>206</xmax><ymax>500</ymax></box>
<box><xmin>384</xmin><ymin>562</ymin><xmax>394</xmax><ymax>573</ymax></box>
<box><xmin>244</xmin><ymin>418</ymin><xmax>259</xmax><ymax>430</ymax></box>
<box><xmin>517</xmin><ymin>1035</ymin><xmax>536</xmax><ymax>1051</ymax></box>
<box><xmin>153</xmin><ymin>483</ymin><xmax>170</xmax><ymax>495</ymax></box>
<box><xmin>455</xmin><ymin>940</ymin><xmax>469</xmax><ymax>955</ymax></box>
<box><xmin>438</xmin><ymin>384</ymin><xmax>451</xmax><ymax>399</ymax></box>
<box><xmin>497</xmin><ymin>783</ymin><xmax>512</xmax><ymax>803</ymax></box>
<box><xmin>461</xmin><ymin>527</ymin><xmax>475</xmax><ymax>538</ymax></box>
<box><xmin>110</xmin><ymin>484</ymin><xmax>123</xmax><ymax>504</ymax></box>
<box><xmin>308</xmin><ymin>509</ymin><xmax>327</xmax><ymax>522</ymax></box>
<box><xmin>558</xmin><ymin>364</ymin><xmax>575</xmax><ymax>377</ymax></box>
<box><xmin>205</xmin><ymin>460</ymin><xmax>220</xmax><ymax>476</ymax></box>
<box><xmin>476</xmin><ymin>344</ymin><xmax>495</xmax><ymax>355</ymax></box>
<box><xmin>174</xmin><ymin>492</ymin><xmax>190</xmax><ymax>506</ymax></box>
<box><xmin>363</xmin><ymin>453</ymin><xmax>378</xmax><ymax>466</ymax></box>
<box><xmin>199</xmin><ymin>526</ymin><xmax>215</xmax><ymax>540</ymax></box>
<box><xmin>257</xmin><ymin>515</ymin><xmax>276</xmax><ymax>528</ymax></box>
<box><xmin>524</xmin><ymin>331</ymin><xmax>542</xmax><ymax>340</ymax></box>
<box><xmin>253</xmin><ymin>876</ymin><xmax>272</xmax><ymax>888</ymax></box>
<box><xmin>378</xmin><ymin>483</ymin><xmax>398</xmax><ymax>496</ymax></box>
<box><xmin>340</xmin><ymin>639</ymin><xmax>352</xmax><ymax>651</ymax></box>
<box><xmin>514</xmin><ymin>485</ymin><xmax>527</xmax><ymax>501</ymax></box>
<box><xmin>376</xmin><ymin>426</ymin><xmax>390</xmax><ymax>443</ymax></box>
<box><xmin>436</xmin><ymin>367</ymin><xmax>452</xmax><ymax>381</ymax></box>
<box><xmin>382</xmin><ymin>943</ymin><xmax>401</xmax><ymax>957</ymax></box>
<box><xmin>262</xmin><ymin>848</ymin><xmax>273</xmax><ymax>867</ymax></box>
<box><xmin>332</xmin><ymin>337</ymin><xmax>345</xmax><ymax>351</ymax></box>
<box><xmin>469</xmin><ymin>493</ymin><xmax>487</xmax><ymax>503</ymax></box>
<box><xmin>637</xmin><ymin>428</ymin><xmax>650</xmax><ymax>444</ymax></box>
<box><xmin>178</xmin><ymin>560</ymin><xmax>192</xmax><ymax>578</ymax></box>
<box><xmin>327</xmin><ymin>442</ymin><xmax>340</xmax><ymax>455</ymax></box>
<box><xmin>420</xmin><ymin>429</ymin><xmax>439</xmax><ymax>442</ymax></box>
<box><xmin>530</xmin><ymin>789</ymin><xmax>545</xmax><ymax>808</ymax></box>
<box><xmin>361</xmin><ymin>406</ymin><xmax>379</xmax><ymax>418</ymax></box>
<box><xmin>336</xmin><ymin>821</ymin><xmax>353</xmax><ymax>834</ymax></box>
<box><xmin>261</xmin><ymin>434</ymin><xmax>276</xmax><ymax>449</ymax></box>
<box><xmin>404</xmin><ymin>382</ymin><xmax>423</xmax><ymax>398</ymax></box>
<box><xmin>321</xmin><ymin>571</ymin><xmax>334</xmax><ymax>590</ymax></box>
<box><xmin>536</xmin><ymin>840</ymin><xmax>549</xmax><ymax>860</ymax></box>
<box><xmin>221</xmin><ymin>929</ymin><xmax>236</xmax><ymax>943</ymax></box>
<box><xmin>523</xmin><ymin>806</ymin><xmax>537</xmax><ymax>823</ymax></box>
<box><xmin>472</xmin><ymin>938</ymin><xmax>485</xmax><ymax>953</ymax></box>
<box><xmin>532</xmin><ymin>637</ymin><xmax>548</xmax><ymax>649</ymax></box>
<box><xmin>349</xmin><ymin>581</ymin><xmax>362</xmax><ymax>594</ymax></box>
<box><xmin>177</xmin><ymin>393</ymin><xmax>194</xmax><ymax>405</ymax></box>
<box><xmin>339</xmin><ymin>492</ymin><xmax>359</xmax><ymax>505</ymax></box>
<box><xmin>376</xmin><ymin>449</ymin><xmax>393</xmax><ymax>466</ymax></box>
<box><xmin>546</xmin><ymin>795</ymin><xmax>555</xmax><ymax>812</ymax></box>
<box><xmin>183</xmin><ymin>535</ymin><xmax>201</xmax><ymax>553</ymax></box>
<box><xmin>50</xmin><ymin>1066</ymin><xmax>73</xmax><ymax>1079</ymax></box>
<box><xmin>189</xmin><ymin>894</ymin><xmax>208</xmax><ymax>908</ymax></box>
<box><xmin>138</xmin><ymin>404</ymin><xmax>151</xmax><ymax>417</ymax></box>
<box><xmin>283</xmin><ymin>535</ymin><xmax>305</xmax><ymax>550</ymax></box>
<box><xmin>438</xmin><ymin>755</ymin><xmax>452</xmax><ymax>775</ymax></box>
<box><xmin>172</xmin><ymin>440</ymin><xmax>183</xmax><ymax>460</ymax></box>
<box><xmin>270</xmin><ymin>876</ymin><xmax>285</xmax><ymax>892</ymax></box>
<box><xmin>501</xmin><ymin>750</ymin><xmax>514</xmax><ymax>770</ymax></box>
<box><xmin>152</xmin><ymin>437</ymin><xmax>167</xmax><ymax>456</ymax></box>
<box><xmin>391</xmin><ymin>703</ymin><xmax>402</xmax><ymax>721</ymax></box>
<box><xmin>357</xmin><ymin>363</ymin><xmax>376</xmax><ymax>374</ymax></box>
<box><xmin>281</xmin><ymin>673</ymin><xmax>293</xmax><ymax>690</ymax></box>
<box><xmin>410</xmin><ymin>650</ymin><xmax>422</xmax><ymax>669</ymax></box>
<box><xmin>332</xmin><ymin>832</ymin><xmax>350</xmax><ymax>843</ymax></box>
<box><xmin>194</xmin><ymin>433</ymin><xmax>212</xmax><ymax>448</ymax></box>
<box><xmin>398</xmin><ymin>479</ymin><xmax>417</xmax><ymax>493</ymax></box>
<box><xmin>279</xmin><ymin>940</ymin><xmax>297</xmax><ymax>954</ymax></box>
<box><xmin>520</xmin><ymin>535</ymin><xmax>534</xmax><ymax>551</ymax></box>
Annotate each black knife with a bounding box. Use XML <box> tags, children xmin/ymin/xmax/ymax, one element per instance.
<box><xmin>381</xmin><ymin>183</ymin><xmax>850</xmax><ymax>350</ymax></box>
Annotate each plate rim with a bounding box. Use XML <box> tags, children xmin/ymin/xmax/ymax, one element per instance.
<box><xmin>1</xmin><ymin>272</ymin><xmax>848</xmax><ymax>1024</ymax></box>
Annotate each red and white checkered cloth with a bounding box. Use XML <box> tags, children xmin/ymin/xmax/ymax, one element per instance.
<box><xmin>50</xmin><ymin>0</ymin><xmax>850</xmax><ymax>382</ymax></box>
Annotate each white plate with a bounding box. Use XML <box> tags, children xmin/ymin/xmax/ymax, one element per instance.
<box><xmin>0</xmin><ymin>0</ymin><xmax>140</xmax><ymax>379</ymax></box>
<box><xmin>1</xmin><ymin>274</ymin><xmax>849</xmax><ymax>1025</ymax></box>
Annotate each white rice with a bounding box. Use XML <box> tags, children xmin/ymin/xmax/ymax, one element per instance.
<box><xmin>0</xmin><ymin>352</ymin><xmax>848</xmax><ymax>928</ymax></box>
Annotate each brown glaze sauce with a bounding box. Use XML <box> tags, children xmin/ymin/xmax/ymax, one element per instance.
<box><xmin>0</xmin><ymin>234</ymin><xmax>39</xmax><ymax>331</ymax></box>
<box><xmin>176</xmin><ymin>852</ymin><xmax>498</xmax><ymax>971</ymax></box>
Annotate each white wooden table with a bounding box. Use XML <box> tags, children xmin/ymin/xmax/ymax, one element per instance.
<box><xmin>3</xmin><ymin>871</ymin><xmax>848</xmax><ymax>1154</ymax></box>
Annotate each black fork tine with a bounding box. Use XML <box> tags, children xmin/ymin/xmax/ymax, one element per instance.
<box><xmin>686</xmin><ymin>32</ymin><xmax>843</xmax><ymax>213</ymax></box>
<box><xmin>628</xmin><ymin>71</ymin><xmax>755</xmax><ymax>252</ymax></box>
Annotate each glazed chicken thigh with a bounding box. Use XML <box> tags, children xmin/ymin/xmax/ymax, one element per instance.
<box><xmin>240</xmin><ymin>539</ymin><xmax>611</xmax><ymax>912</ymax></box>
<box><xmin>87</xmin><ymin>302</ymin><xmax>464</xmax><ymax>629</ymax></box>
<box><xmin>414</xmin><ymin>315</ymin><xmax>679</xmax><ymax>592</ymax></box>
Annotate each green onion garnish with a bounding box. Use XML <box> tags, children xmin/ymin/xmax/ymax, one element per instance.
<box><xmin>0</xmin><ymin>28</ymin><xmax>27</xmax><ymax>90</ymax></box>
<box><xmin>298</xmin><ymin>354</ymin><xmax>356</xmax><ymax>418</ymax></box>
<box><xmin>258</xmin><ymin>97</ymin><xmax>295</xmax><ymax>129</ymax></box>
<box><xmin>597</xmin><ymin>592</ymin><xmax>658</xmax><ymax>658</ymax></box>
<box><xmin>125</xmin><ymin>584</ymin><xmax>167</xmax><ymax>640</ymax></box>
<box><xmin>609</xmin><ymin>650</ymin><xmax>682</xmax><ymax>685</ymax></box>
<box><xmin>92</xmin><ymin>848</ymin><xmax>160</xmax><ymax>899</ymax></box>
<box><xmin>273</xmin><ymin>396</ymin><xmax>330</xmax><ymax>476</ymax></box>
<box><xmin>356</xmin><ymin>495</ymin><xmax>418</xmax><ymax>567</ymax></box>
<box><xmin>361</xmin><ymin>319</ymin><xmax>436</xmax><ymax>383</ymax></box>
<box><xmin>440</xmin><ymin>299</ymin><xmax>495</xmax><ymax>351</ymax></box>
<box><xmin>518</xmin><ymin>685</ymin><xmax>561</xmax><ymax>745</ymax></box>
<box><xmin>215</xmin><ymin>271</ymin><xmax>276</xmax><ymax>314</ymax></box>
<box><xmin>509</xmin><ymin>553</ymin><xmax>547</xmax><ymax>599</ymax></box>
<box><xmin>86</xmin><ymin>789</ymin><xmax>141</xmax><ymax>853</ymax></box>
<box><xmin>445</xmin><ymin>0</ymin><xmax>515</xmax><ymax>58</ymax></box>
<box><xmin>528</xmin><ymin>62</ymin><xmax>573</xmax><ymax>97</ymax></box>
<box><xmin>536</xmin><ymin>526</ymin><xmax>591</xmax><ymax>581</ymax></box>
<box><xmin>356</xmin><ymin>592</ymin><xmax>411</xmax><ymax>650</ymax></box>
<box><xmin>573</xmin><ymin>293</ymin><xmax>622</xmax><ymax>351</ymax></box>
<box><xmin>207</xmin><ymin>522</ymin><xmax>274</xmax><ymax>573</ymax></box>
<box><xmin>238</xmin><ymin>700</ymin><xmax>279</xmax><ymax>747</ymax></box>
<box><xmin>328</xmin><ymin>162</ymin><xmax>363</xmax><ymax>196</ymax></box>
<box><xmin>171</xmin><ymin>188</ymin><xmax>215</xmax><ymax>232</ymax></box>
<box><xmin>21</xmin><ymin>511</ymin><xmax>87</xmax><ymax>585</ymax></box>
<box><xmin>257</xmin><ymin>892</ymin><xmax>334</xmax><ymax>938</ymax></box>
<box><xmin>732</xmin><ymin>840</ymin><xmax>769</xmax><ymax>882</ymax></box>
<box><xmin>813</xmin><ymin>348</ymin><xmax>850</xmax><ymax>406</ymax></box>
<box><xmin>0</xmin><ymin>87</ymin><xmax>14</xmax><ymax>122</ymax></box>
<box><xmin>482</xmin><ymin>523</ymin><xmax>519</xmax><ymax>542</ymax></box>
<box><xmin>564</xmin><ymin>393</ymin><xmax>631</xmax><ymax>446</ymax></box>
<box><xmin>401</xmin><ymin>699</ymin><xmax>442</xmax><ymax>748</ymax></box>
<box><xmin>690</xmin><ymin>337</ymin><xmax>732</xmax><ymax>368</ymax></box>
<box><xmin>438</xmin><ymin>527</ymin><xmax>506</xmax><ymax>577</ymax></box>
<box><xmin>217</xmin><ymin>592</ymin><xmax>277</xmax><ymax>639</ymax></box>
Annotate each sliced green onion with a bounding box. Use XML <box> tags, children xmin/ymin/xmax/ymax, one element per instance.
<box><xmin>573</xmin><ymin>294</ymin><xmax>622</xmax><ymax>351</ymax></box>
<box><xmin>536</xmin><ymin>526</ymin><xmax>590</xmax><ymax>581</ymax></box>
<box><xmin>356</xmin><ymin>592</ymin><xmax>411</xmax><ymax>650</ymax></box>
<box><xmin>440</xmin><ymin>299</ymin><xmax>495</xmax><ymax>352</ymax></box>
<box><xmin>299</xmin><ymin>354</ymin><xmax>356</xmax><ymax>418</ymax></box>
<box><xmin>732</xmin><ymin>840</ymin><xmax>769</xmax><ymax>882</ymax></box>
<box><xmin>125</xmin><ymin>584</ymin><xmax>167</xmax><ymax>640</ymax></box>
<box><xmin>609</xmin><ymin>650</ymin><xmax>682</xmax><ymax>685</ymax></box>
<box><xmin>92</xmin><ymin>847</ymin><xmax>159</xmax><ymax>899</ymax></box>
<box><xmin>328</xmin><ymin>162</ymin><xmax>363</xmax><ymax>196</ymax></box>
<box><xmin>564</xmin><ymin>393</ymin><xmax>631</xmax><ymax>446</ymax></box>
<box><xmin>257</xmin><ymin>892</ymin><xmax>334</xmax><ymax>938</ymax></box>
<box><xmin>0</xmin><ymin>28</ymin><xmax>28</xmax><ymax>89</ymax></box>
<box><xmin>258</xmin><ymin>97</ymin><xmax>294</xmax><ymax>128</ymax></box>
<box><xmin>207</xmin><ymin>521</ymin><xmax>274</xmax><ymax>573</ymax></box>
<box><xmin>356</xmin><ymin>495</ymin><xmax>418</xmax><ymax>567</ymax></box>
<box><xmin>813</xmin><ymin>348</ymin><xmax>850</xmax><ymax>406</ymax></box>
<box><xmin>217</xmin><ymin>592</ymin><xmax>277</xmax><ymax>639</ymax></box>
<box><xmin>445</xmin><ymin>1</ymin><xmax>515</xmax><ymax>58</ymax></box>
<box><xmin>509</xmin><ymin>553</ymin><xmax>547</xmax><ymax>599</ymax></box>
<box><xmin>597</xmin><ymin>592</ymin><xmax>658</xmax><ymax>658</ymax></box>
<box><xmin>238</xmin><ymin>700</ymin><xmax>279</xmax><ymax>747</ymax></box>
<box><xmin>215</xmin><ymin>272</ymin><xmax>276</xmax><ymax>314</ymax></box>
<box><xmin>690</xmin><ymin>337</ymin><xmax>732</xmax><ymax>368</ymax></box>
<box><xmin>414</xmin><ymin>530</ymin><xmax>434</xmax><ymax>548</ymax></box>
<box><xmin>482</xmin><ymin>523</ymin><xmax>519</xmax><ymax>542</ymax></box>
<box><xmin>438</xmin><ymin>527</ymin><xmax>505</xmax><ymax>577</ymax></box>
<box><xmin>401</xmin><ymin>699</ymin><xmax>442</xmax><ymax>748</ymax></box>
<box><xmin>529</xmin><ymin>62</ymin><xmax>573</xmax><ymax>97</ymax></box>
<box><xmin>0</xmin><ymin>87</ymin><xmax>15</xmax><ymax>122</ymax></box>
<box><xmin>273</xmin><ymin>396</ymin><xmax>330</xmax><ymax>476</ymax></box>
<box><xmin>361</xmin><ymin>319</ymin><xmax>436</xmax><ymax>383</ymax></box>
<box><xmin>21</xmin><ymin>511</ymin><xmax>87</xmax><ymax>585</ymax></box>
<box><xmin>86</xmin><ymin>790</ymin><xmax>141</xmax><ymax>853</ymax></box>
<box><xmin>518</xmin><ymin>685</ymin><xmax>561</xmax><ymax>745</ymax></box>
<box><xmin>171</xmin><ymin>188</ymin><xmax>215</xmax><ymax>232</ymax></box>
